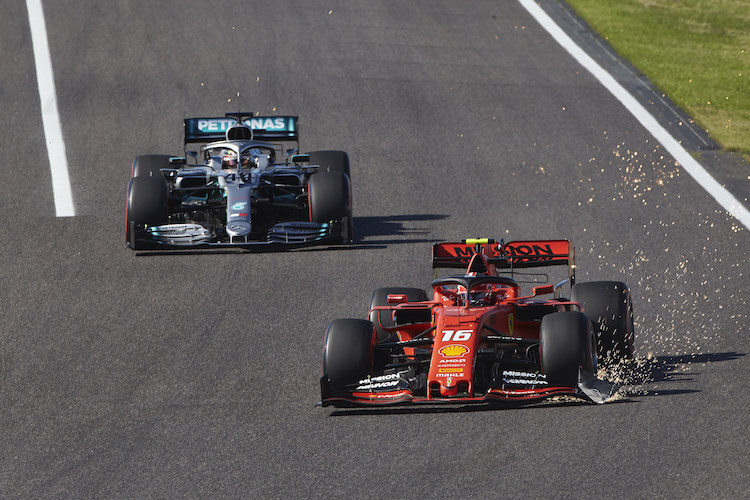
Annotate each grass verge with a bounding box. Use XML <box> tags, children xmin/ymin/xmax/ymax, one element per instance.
<box><xmin>565</xmin><ymin>0</ymin><xmax>749</xmax><ymax>155</ymax></box>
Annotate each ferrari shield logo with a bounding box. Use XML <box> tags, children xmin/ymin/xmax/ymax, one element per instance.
<box><xmin>508</xmin><ymin>314</ymin><xmax>514</xmax><ymax>336</ymax></box>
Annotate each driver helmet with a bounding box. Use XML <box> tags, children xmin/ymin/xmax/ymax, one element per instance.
<box><xmin>222</xmin><ymin>150</ymin><xmax>237</xmax><ymax>169</ymax></box>
<box><xmin>240</xmin><ymin>153</ymin><xmax>251</xmax><ymax>168</ymax></box>
<box><xmin>469</xmin><ymin>283</ymin><xmax>494</xmax><ymax>306</ymax></box>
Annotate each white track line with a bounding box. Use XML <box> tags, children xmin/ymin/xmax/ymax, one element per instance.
<box><xmin>519</xmin><ymin>0</ymin><xmax>750</xmax><ymax>231</ymax></box>
<box><xmin>27</xmin><ymin>0</ymin><xmax>75</xmax><ymax>217</ymax></box>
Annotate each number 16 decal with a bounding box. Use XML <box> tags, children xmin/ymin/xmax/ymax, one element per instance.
<box><xmin>441</xmin><ymin>329</ymin><xmax>472</xmax><ymax>341</ymax></box>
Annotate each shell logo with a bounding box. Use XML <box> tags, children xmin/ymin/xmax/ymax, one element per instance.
<box><xmin>439</xmin><ymin>344</ymin><xmax>469</xmax><ymax>357</ymax></box>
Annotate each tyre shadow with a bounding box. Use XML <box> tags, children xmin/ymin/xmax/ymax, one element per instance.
<box><xmin>614</xmin><ymin>351</ymin><xmax>745</xmax><ymax>398</ymax></box>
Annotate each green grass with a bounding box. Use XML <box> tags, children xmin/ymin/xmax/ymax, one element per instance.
<box><xmin>566</xmin><ymin>0</ymin><xmax>750</xmax><ymax>154</ymax></box>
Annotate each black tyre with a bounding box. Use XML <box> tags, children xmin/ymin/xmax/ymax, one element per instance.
<box><xmin>308</xmin><ymin>171</ymin><xmax>352</xmax><ymax>243</ymax></box>
<box><xmin>540</xmin><ymin>311</ymin><xmax>594</xmax><ymax>386</ymax></box>
<box><xmin>571</xmin><ymin>281</ymin><xmax>634</xmax><ymax>363</ymax></box>
<box><xmin>132</xmin><ymin>154</ymin><xmax>171</xmax><ymax>178</ymax></box>
<box><xmin>322</xmin><ymin>319</ymin><xmax>375</xmax><ymax>395</ymax></box>
<box><xmin>125</xmin><ymin>176</ymin><xmax>168</xmax><ymax>247</ymax></box>
<box><xmin>308</xmin><ymin>150</ymin><xmax>350</xmax><ymax>178</ymax></box>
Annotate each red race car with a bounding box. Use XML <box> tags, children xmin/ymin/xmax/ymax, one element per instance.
<box><xmin>320</xmin><ymin>238</ymin><xmax>634</xmax><ymax>407</ymax></box>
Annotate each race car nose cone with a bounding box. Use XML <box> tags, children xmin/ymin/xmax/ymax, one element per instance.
<box><xmin>440</xmin><ymin>377</ymin><xmax>459</xmax><ymax>397</ymax></box>
<box><xmin>226</xmin><ymin>221</ymin><xmax>251</xmax><ymax>237</ymax></box>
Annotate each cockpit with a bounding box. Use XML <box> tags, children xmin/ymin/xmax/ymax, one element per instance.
<box><xmin>204</xmin><ymin>144</ymin><xmax>274</xmax><ymax>171</ymax></box>
<box><xmin>432</xmin><ymin>275</ymin><xmax>519</xmax><ymax>307</ymax></box>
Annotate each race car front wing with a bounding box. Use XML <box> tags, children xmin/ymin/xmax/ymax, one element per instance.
<box><xmin>127</xmin><ymin>220</ymin><xmax>342</xmax><ymax>249</ymax></box>
<box><xmin>319</xmin><ymin>368</ymin><xmax>619</xmax><ymax>408</ymax></box>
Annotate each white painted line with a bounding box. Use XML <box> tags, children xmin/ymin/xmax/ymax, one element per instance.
<box><xmin>519</xmin><ymin>0</ymin><xmax>750</xmax><ymax>231</ymax></box>
<box><xmin>26</xmin><ymin>0</ymin><xmax>75</xmax><ymax>217</ymax></box>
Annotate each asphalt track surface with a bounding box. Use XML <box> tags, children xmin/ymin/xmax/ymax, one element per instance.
<box><xmin>2</xmin><ymin>1</ymin><xmax>748</xmax><ymax>497</ymax></box>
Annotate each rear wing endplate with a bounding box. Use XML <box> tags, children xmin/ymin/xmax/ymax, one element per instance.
<box><xmin>184</xmin><ymin>115</ymin><xmax>298</xmax><ymax>143</ymax></box>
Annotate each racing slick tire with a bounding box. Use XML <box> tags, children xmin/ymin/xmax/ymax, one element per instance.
<box><xmin>308</xmin><ymin>171</ymin><xmax>352</xmax><ymax>243</ymax></box>
<box><xmin>540</xmin><ymin>311</ymin><xmax>595</xmax><ymax>387</ymax></box>
<box><xmin>125</xmin><ymin>176</ymin><xmax>168</xmax><ymax>248</ymax></box>
<box><xmin>322</xmin><ymin>319</ymin><xmax>376</xmax><ymax>397</ymax></box>
<box><xmin>132</xmin><ymin>154</ymin><xmax>171</xmax><ymax>178</ymax></box>
<box><xmin>308</xmin><ymin>150</ymin><xmax>350</xmax><ymax>178</ymax></box>
<box><xmin>571</xmin><ymin>281</ymin><xmax>635</xmax><ymax>364</ymax></box>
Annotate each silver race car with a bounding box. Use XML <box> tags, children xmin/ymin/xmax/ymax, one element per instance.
<box><xmin>126</xmin><ymin>112</ymin><xmax>352</xmax><ymax>250</ymax></box>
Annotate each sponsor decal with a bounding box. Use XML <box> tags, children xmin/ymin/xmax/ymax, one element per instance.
<box><xmin>438</xmin><ymin>368</ymin><xmax>464</xmax><ymax>373</ymax></box>
<box><xmin>438</xmin><ymin>344</ymin><xmax>469</xmax><ymax>357</ymax></box>
<box><xmin>242</xmin><ymin>117</ymin><xmax>289</xmax><ymax>131</ymax></box>
<box><xmin>503</xmin><ymin>389</ymin><xmax>538</xmax><ymax>395</ymax></box>
<box><xmin>502</xmin><ymin>370</ymin><xmax>548</xmax><ymax>385</ymax></box>
<box><xmin>508</xmin><ymin>314</ymin><xmax>514</xmax><ymax>336</ymax></box>
<box><xmin>356</xmin><ymin>380</ymin><xmax>399</xmax><ymax>390</ymax></box>
<box><xmin>358</xmin><ymin>373</ymin><xmax>399</xmax><ymax>384</ymax></box>
<box><xmin>197</xmin><ymin>118</ymin><xmax>236</xmax><ymax>133</ymax></box>
<box><xmin>196</xmin><ymin>117</ymin><xmax>291</xmax><ymax>133</ymax></box>
<box><xmin>451</xmin><ymin>246</ymin><xmax>474</xmax><ymax>260</ymax></box>
<box><xmin>503</xmin><ymin>378</ymin><xmax>549</xmax><ymax>385</ymax></box>
<box><xmin>229</xmin><ymin>213</ymin><xmax>248</xmax><ymax>218</ymax></box>
<box><xmin>505</xmin><ymin>243</ymin><xmax>554</xmax><ymax>258</ymax></box>
<box><xmin>356</xmin><ymin>373</ymin><xmax>401</xmax><ymax>390</ymax></box>
<box><xmin>503</xmin><ymin>370</ymin><xmax>547</xmax><ymax>378</ymax></box>
<box><xmin>357</xmin><ymin>392</ymin><xmax>408</xmax><ymax>399</ymax></box>
<box><xmin>231</xmin><ymin>202</ymin><xmax>248</xmax><ymax>210</ymax></box>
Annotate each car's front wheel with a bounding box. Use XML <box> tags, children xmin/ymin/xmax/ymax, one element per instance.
<box><xmin>308</xmin><ymin>171</ymin><xmax>352</xmax><ymax>244</ymax></box>
<box><xmin>321</xmin><ymin>319</ymin><xmax>376</xmax><ymax>399</ymax></box>
<box><xmin>540</xmin><ymin>311</ymin><xmax>594</xmax><ymax>386</ymax></box>
<box><xmin>125</xmin><ymin>176</ymin><xmax>168</xmax><ymax>248</ymax></box>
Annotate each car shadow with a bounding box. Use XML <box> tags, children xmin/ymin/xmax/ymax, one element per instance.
<box><xmin>615</xmin><ymin>351</ymin><xmax>745</xmax><ymax>398</ymax></box>
<box><xmin>132</xmin><ymin>213</ymin><xmax>449</xmax><ymax>256</ymax></box>
<box><xmin>325</xmin><ymin>397</ymin><xmax>626</xmax><ymax>417</ymax></box>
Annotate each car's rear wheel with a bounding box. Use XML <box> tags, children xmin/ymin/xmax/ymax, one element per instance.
<box><xmin>540</xmin><ymin>311</ymin><xmax>594</xmax><ymax>387</ymax></box>
<box><xmin>132</xmin><ymin>154</ymin><xmax>171</xmax><ymax>178</ymax></box>
<box><xmin>308</xmin><ymin>150</ymin><xmax>350</xmax><ymax>178</ymax></box>
<box><xmin>308</xmin><ymin>171</ymin><xmax>352</xmax><ymax>243</ymax></box>
<box><xmin>322</xmin><ymin>319</ymin><xmax>376</xmax><ymax>399</ymax></box>
<box><xmin>571</xmin><ymin>281</ymin><xmax>634</xmax><ymax>364</ymax></box>
<box><xmin>125</xmin><ymin>176</ymin><xmax>168</xmax><ymax>248</ymax></box>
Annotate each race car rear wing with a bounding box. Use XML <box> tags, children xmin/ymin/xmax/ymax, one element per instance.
<box><xmin>184</xmin><ymin>113</ymin><xmax>298</xmax><ymax>144</ymax></box>
<box><xmin>432</xmin><ymin>238</ymin><xmax>575</xmax><ymax>281</ymax></box>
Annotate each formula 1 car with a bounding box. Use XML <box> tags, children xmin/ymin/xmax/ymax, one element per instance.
<box><xmin>320</xmin><ymin>238</ymin><xmax>635</xmax><ymax>407</ymax></box>
<box><xmin>126</xmin><ymin>112</ymin><xmax>352</xmax><ymax>249</ymax></box>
